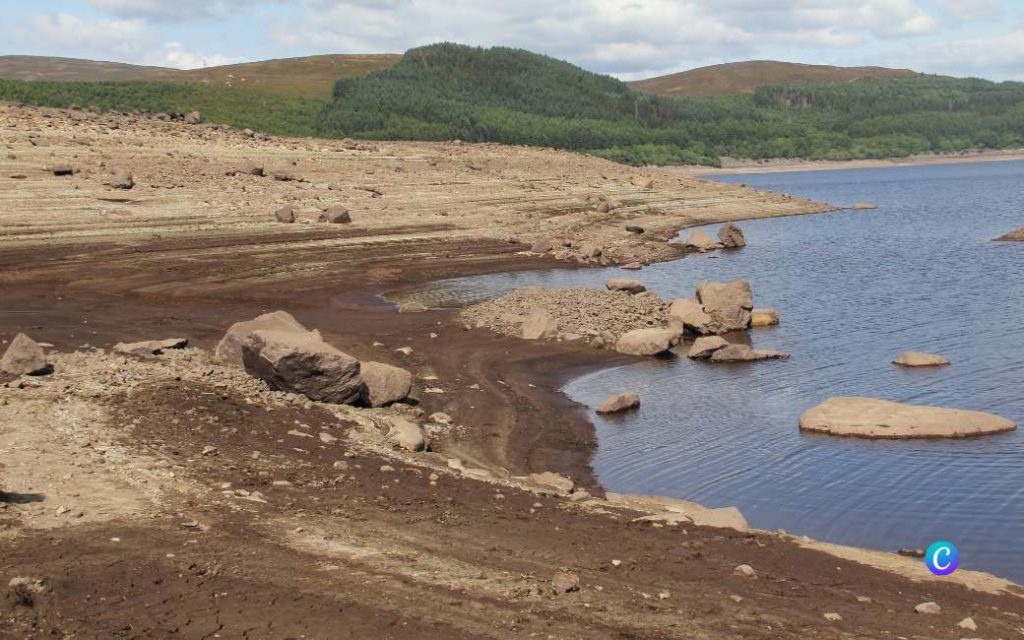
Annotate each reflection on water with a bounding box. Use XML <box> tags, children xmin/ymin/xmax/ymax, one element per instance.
<box><xmin>409</xmin><ymin>160</ymin><xmax>1024</xmax><ymax>582</ymax></box>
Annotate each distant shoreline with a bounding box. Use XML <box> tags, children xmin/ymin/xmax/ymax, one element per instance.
<box><xmin>665</xmin><ymin>148</ymin><xmax>1024</xmax><ymax>175</ymax></box>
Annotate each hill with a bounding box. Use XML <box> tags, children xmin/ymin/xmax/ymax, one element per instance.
<box><xmin>630</xmin><ymin>60</ymin><xmax>920</xmax><ymax>97</ymax></box>
<box><xmin>0</xmin><ymin>54</ymin><xmax>400</xmax><ymax>98</ymax></box>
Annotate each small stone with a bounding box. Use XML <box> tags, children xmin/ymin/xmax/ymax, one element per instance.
<box><xmin>823</xmin><ymin>612</ymin><xmax>842</xmax><ymax>622</ymax></box>
<box><xmin>611</xmin><ymin>559</ymin><xmax>622</xmax><ymax>567</ymax></box>
<box><xmin>551</xmin><ymin>570</ymin><xmax>580</xmax><ymax>594</ymax></box>
<box><xmin>729</xmin><ymin>595</ymin><xmax>743</xmax><ymax>603</ymax></box>
<box><xmin>733</xmin><ymin>564</ymin><xmax>757</xmax><ymax>579</ymax></box>
<box><xmin>201</xmin><ymin>445</ymin><xmax>217</xmax><ymax>456</ymax></box>
<box><xmin>856</xmin><ymin>595</ymin><xmax>873</xmax><ymax>603</ymax></box>
<box><xmin>957</xmin><ymin>617</ymin><xmax>977</xmax><ymax>631</ymax></box>
<box><xmin>914</xmin><ymin>601</ymin><xmax>941</xmax><ymax>615</ymax></box>
<box><xmin>319</xmin><ymin>432</ymin><xmax>338</xmax><ymax>444</ymax></box>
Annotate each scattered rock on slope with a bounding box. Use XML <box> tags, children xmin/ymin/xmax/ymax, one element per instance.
<box><xmin>274</xmin><ymin>206</ymin><xmax>296</xmax><ymax>223</ymax></box>
<box><xmin>241</xmin><ymin>329</ymin><xmax>366</xmax><ymax>405</ymax></box>
<box><xmin>799</xmin><ymin>397</ymin><xmax>1016</xmax><ymax>439</ymax></box>
<box><xmin>1</xmin><ymin>333</ymin><xmax>51</xmax><ymax>375</ymax></box>
<box><xmin>385</xmin><ymin>416</ymin><xmax>426</xmax><ymax>451</ymax></box>
<box><xmin>319</xmin><ymin>206</ymin><xmax>351</xmax><ymax>223</ymax></box>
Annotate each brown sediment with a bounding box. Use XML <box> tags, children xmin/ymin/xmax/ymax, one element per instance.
<box><xmin>1</xmin><ymin>104</ymin><xmax>1021</xmax><ymax>639</ymax></box>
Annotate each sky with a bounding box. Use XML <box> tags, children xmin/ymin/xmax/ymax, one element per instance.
<box><xmin>1</xmin><ymin>0</ymin><xmax>1023</xmax><ymax>81</ymax></box>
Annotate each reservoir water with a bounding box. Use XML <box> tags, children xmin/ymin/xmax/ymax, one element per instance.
<box><xmin>409</xmin><ymin>161</ymin><xmax>1024</xmax><ymax>582</ymax></box>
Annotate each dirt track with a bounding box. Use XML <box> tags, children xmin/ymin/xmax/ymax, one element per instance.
<box><xmin>1</xmin><ymin>105</ymin><xmax>1022</xmax><ymax>638</ymax></box>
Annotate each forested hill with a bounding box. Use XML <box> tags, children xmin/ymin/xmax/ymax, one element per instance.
<box><xmin>316</xmin><ymin>44</ymin><xmax>1024</xmax><ymax>166</ymax></box>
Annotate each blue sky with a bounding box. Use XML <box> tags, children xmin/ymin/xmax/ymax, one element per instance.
<box><xmin>2</xmin><ymin>1</ymin><xmax>1023</xmax><ymax>80</ymax></box>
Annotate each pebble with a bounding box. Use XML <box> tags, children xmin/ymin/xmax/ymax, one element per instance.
<box><xmin>823</xmin><ymin>612</ymin><xmax>842</xmax><ymax>622</ymax></box>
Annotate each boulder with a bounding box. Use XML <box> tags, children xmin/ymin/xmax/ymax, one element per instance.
<box><xmin>385</xmin><ymin>416</ymin><xmax>426</xmax><ymax>451</ymax></box>
<box><xmin>615</xmin><ymin>327</ymin><xmax>681</xmax><ymax>356</ymax></box>
<box><xmin>360</xmin><ymin>361</ymin><xmax>413</xmax><ymax>407</ymax></box>
<box><xmin>579</xmin><ymin>242</ymin><xmax>603</xmax><ymax>259</ymax></box>
<box><xmin>1</xmin><ymin>333</ymin><xmax>50</xmax><ymax>376</ymax></box>
<box><xmin>183</xmin><ymin>111</ymin><xmax>202</xmax><ymax>124</ymax></box>
<box><xmin>521</xmin><ymin>309</ymin><xmax>559</xmax><ymax>340</ymax></box>
<box><xmin>597</xmin><ymin>392</ymin><xmax>640</xmax><ymax>414</ymax></box>
<box><xmin>530</xmin><ymin>239</ymin><xmax>554</xmax><ymax>254</ymax></box>
<box><xmin>113</xmin><ymin>338</ymin><xmax>188</xmax><ymax>357</ymax></box>
<box><xmin>750</xmin><ymin>309</ymin><xmax>780</xmax><ymax>327</ymax></box>
<box><xmin>625</xmin><ymin>225</ymin><xmax>645</xmax><ymax>234</ymax></box>
<box><xmin>51</xmin><ymin>165</ymin><xmax>74</xmax><ymax>176</ymax></box>
<box><xmin>995</xmin><ymin>226</ymin><xmax>1024</xmax><ymax>241</ymax></box>
<box><xmin>687</xmin><ymin>335</ymin><xmax>729</xmax><ymax>359</ymax></box>
<box><xmin>318</xmin><ymin>206</ymin><xmax>351</xmax><ymax>223</ymax></box>
<box><xmin>241</xmin><ymin>329</ymin><xmax>366</xmax><ymax>405</ymax></box>
<box><xmin>215</xmin><ymin>310</ymin><xmax>319</xmax><ymax>367</ymax></box>
<box><xmin>696</xmin><ymin>279</ymin><xmax>753</xmax><ymax>332</ymax></box>
<box><xmin>717</xmin><ymin>222</ymin><xmax>746</xmax><ymax>248</ymax></box>
<box><xmin>709</xmin><ymin>344</ymin><xmax>789</xmax><ymax>362</ymax></box>
<box><xmin>605</xmin><ymin>278</ymin><xmax>646</xmax><ymax>294</ymax></box>
<box><xmin>892</xmin><ymin>351</ymin><xmax>949</xmax><ymax>367</ymax></box>
<box><xmin>107</xmin><ymin>170</ymin><xmax>134</xmax><ymax>189</ymax></box>
<box><xmin>799</xmin><ymin>397</ymin><xmax>1017</xmax><ymax>439</ymax></box>
<box><xmin>669</xmin><ymin>298</ymin><xmax>714</xmax><ymax>334</ymax></box>
<box><xmin>630</xmin><ymin>175</ymin><xmax>654</xmax><ymax>189</ymax></box>
<box><xmin>551</xmin><ymin>570</ymin><xmax>581</xmax><ymax>594</ymax></box>
<box><xmin>684</xmin><ymin>229</ymin><xmax>723</xmax><ymax>251</ymax></box>
<box><xmin>274</xmin><ymin>206</ymin><xmax>296</xmax><ymax>223</ymax></box>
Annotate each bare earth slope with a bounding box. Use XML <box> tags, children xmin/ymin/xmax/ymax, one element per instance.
<box><xmin>1</xmin><ymin>105</ymin><xmax>1020</xmax><ymax>638</ymax></box>
<box><xmin>630</xmin><ymin>60</ymin><xmax>920</xmax><ymax>97</ymax></box>
<box><xmin>0</xmin><ymin>53</ymin><xmax>400</xmax><ymax>98</ymax></box>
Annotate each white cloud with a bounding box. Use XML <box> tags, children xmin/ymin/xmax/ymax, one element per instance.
<box><xmin>157</xmin><ymin>42</ymin><xmax>247</xmax><ymax>69</ymax></box>
<box><xmin>912</xmin><ymin>27</ymin><xmax>1024</xmax><ymax>79</ymax></box>
<box><xmin>86</xmin><ymin>0</ymin><xmax>262</xmax><ymax>22</ymax></box>
<box><xmin>10</xmin><ymin>13</ymin><xmax>150</xmax><ymax>60</ymax></box>
<box><xmin>933</xmin><ymin>0</ymin><xmax>1001</xmax><ymax>21</ymax></box>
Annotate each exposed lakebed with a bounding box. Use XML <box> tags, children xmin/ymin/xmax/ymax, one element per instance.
<box><xmin>404</xmin><ymin>160</ymin><xmax>1024</xmax><ymax>582</ymax></box>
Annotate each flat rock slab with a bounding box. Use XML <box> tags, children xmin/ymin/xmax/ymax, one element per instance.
<box><xmin>893</xmin><ymin>351</ymin><xmax>950</xmax><ymax>367</ymax></box>
<box><xmin>800</xmin><ymin>396</ymin><xmax>1016</xmax><ymax>439</ymax></box>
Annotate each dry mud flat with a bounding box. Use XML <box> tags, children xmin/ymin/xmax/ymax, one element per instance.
<box><xmin>1</xmin><ymin>105</ymin><xmax>1023</xmax><ymax>638</ymax></box>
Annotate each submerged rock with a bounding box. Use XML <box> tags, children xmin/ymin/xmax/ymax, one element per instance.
<box><xmin>750</xmin><ymin>309</ymin><xmax>780</xmax><ymax>327</ymax></box>
<box><xmin>708</xmin><ymin>344</ymin><xmax>789</xmax><ymax>363</ymax></box>
<box><xmin>717</xmin><ymin>222</ymin><xmax>746</xmax><ymax>248</ymax></box>
<box><xmin>1</xmin><ymin>333</ymin><xmax>50</xmax><ymax>376</ymax></box>
<box><xmin>892</xmin><ymin>351</ymin><xmax>949</xmax><ymax>367</ymax></box>
<box><xmin>597</xmin><ymin>392</ymin><xmax>640</xmax><ymax>414</ymax></box>
<box><xmin>687</xmin><ymin>336</ymin><xmax>729</xmax><ymax>359</ymax></box>
<box><xmin>684</xmin><ymin>229</ymin><xmax>723</xmax><ymax>251</ymax></box>
<box><xmin>605</xmin><ymin>278</ymin><xmax>646</xmax><ymax>294</ymax></box>
<box><xmin>995</xmin><ymin>226</ymin><xmax>1024</xmax><ymax>241</ymax></box>
<box><xmin>799</xmin><ymin>397</ymin><xmax>1016</xmax><ymax>439</ymax></box>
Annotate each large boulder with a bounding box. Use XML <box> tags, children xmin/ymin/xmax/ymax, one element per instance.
<box><xmin>687</xmin><ymin>335</ymin><xmax>729</xmax><ymax>359</ymax></box>
<box><xmin>521</xmin><ymin>309</ymin><xmax>559</xmax><ymax>340</ymax></box>
<box><xmin>718</xmin><ymin>223</ymin><xmax>746</xmax><ymax>248</ymax></box>
<box><xmin>597</xmin><ymin>392</ymin><xmax>640</xmax><ymax>414</ymax></box>
<box><xmin>995</xmin><ymin>227</ymin><xmax>1024</xmax><ymax>241</ymax></box>
<box><xmin>799</xmin><ymin>397</ymin><xmax>1017</xmax><ymax>439</ymax></box>
<box><xmin>709</xmin><ymin>344</ymin><xmax>789</xmax><ymax>362</ymax></box>
<box><xmin>241</xmin><ymin>330</ymin><xmax>366</xmax><ymax>405</ymax></box>
<box><xmin>696</xmin><ymin>279</ymin><xmax>753</xmax><ymax>333</ymax></box>
<box><xmin>215</xmin><ymin>311</ymin><xmax>320</xmax><ymax>367</ymax></box>
<box><xmin>1</xmin><ymin>334</ymin><xmax>50</xmax><ymax>376</ymax></box>
<box><xmin>669</xmin><ymin>298</ymin><xmax>714</xmax><ymax>334</ymax></box>
<box><xmin>684</xmin><ymin>229</ymin><xmax>723</xmax><ymax>251</ymax></box>
<box><xmin>615</xmin><ymin>327</ymin><xmax>681</xmax><ymax>356</ymax></box>
<box><xmin>360</xmin><ymin>361</ymin><xmax>413</xmax><ymax>407</ymax></box>
<box><xmin>893</xmin><ymin>352</ymin><xmax>950</xmax><ymax>367</ymax></box>
<box><xmin>605</xmin><ymin>278</ymin><xmax>646</xmax><ymax>294</ymax></box>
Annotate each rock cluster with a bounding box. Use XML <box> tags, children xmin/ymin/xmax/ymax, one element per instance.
<box><xmin>681</xmin><ymin>222</ymin><xmax>746</xmax><ymax>252</ymax></box>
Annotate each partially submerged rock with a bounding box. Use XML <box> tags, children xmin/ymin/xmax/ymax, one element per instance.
<box><xmin>708</xmin><ymin>344</ymin><xmax>789</xmax><ymax>363</ymax></box>
<box><xmin>241</xmin><ymin>329</ymin><xmax>366</xmax><ymax>405</ymax></box>
<box><xmin>799</xmin><ymin>397</ymin><xmax>1016</xmax><ymax>439</ymax></box>
<box><xmin>718</xmin><ymin>222</ymin><xmax>746</xmax><ymax>248</ymax></box>
<box><xmin>605</xmin><ymin>278</ymin><xmax>646</xmax><ymax>294</ymax></box>
<box><xmin>597</xmin><ymin>392</ymin><xmax>640</xmax><ymax>414</ymax></box>
<box><xmin>615</xmin><ymin>327</ymin><xmax>680</xmax><ymax>356</ymax></box>
<box><xmin>215</xmin><ymin>310</ymin><xmax>319</xmax><ymax>366</ymax></box>
<box><xmin>696</xmin><ymin>279</ymin><xmax>753</xmax><ymax>333</ymax></box>
<box><xmin>893</xmin><ymin>351</ymin><xmax>949</xmax><ymax>367</ymax></box>
<box><xmin>360</xmin><ymin>361</ymin><xmax>413</xmax><ymax>407</ymax></box>
<box><xmin>684</xmin><ymin>229</ymin><xmax>723</xmax><ymax>251</ymax></box>
<box><xmin>113</xmin><ymin>338</ymin><xmax>188</xmax><ymax>357</ymax></box>
<box><xmin>995</xmin><ymin>226</ymin><xmax>1024</xmax><ymax>241</ymax></box>
<box><xmin>750</xmin><ymin>309</ymin><xmax>780</xmax><ymax>327</ymax></box>
<box><xmin>687</xmin><ymin>335</ymin><xmax>729</xmax><ymax>359</ymax></box>
<box><xmin>1</xmin><ymin>333</ymin><xmax>50</xmax><ymax>376</ymax></box>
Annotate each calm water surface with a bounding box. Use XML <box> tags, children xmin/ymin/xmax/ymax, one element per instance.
<box><xmin>410</xmin><ymin>161</ymin><xmax>1024</xmax><ymax>581</ymax></box>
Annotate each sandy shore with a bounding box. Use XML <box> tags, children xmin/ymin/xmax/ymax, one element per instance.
<box><xmin>667</xmin><ymin>148</ymin><xmax>1024</xmax><ymax>176</ymax></box>
<box><xmin>1</xmin><ymin>105</ymin><xmax>1021</xmax><ymax>638</ymax></box>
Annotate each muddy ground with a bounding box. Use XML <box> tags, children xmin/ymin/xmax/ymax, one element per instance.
<box><xmin>1</xmin><ymin>105</ymin><xmax>1021</xmax><ymax>638</ymax></box>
